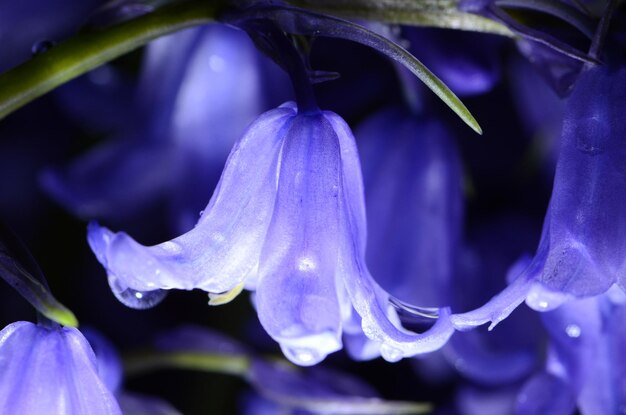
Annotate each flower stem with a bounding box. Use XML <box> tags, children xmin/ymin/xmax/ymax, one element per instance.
<box><xmin>124</xmin><ymin>351</ymin><xmax>251</xmax><ymax>378</ymax></box>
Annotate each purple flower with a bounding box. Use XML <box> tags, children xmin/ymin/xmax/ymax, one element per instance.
<box><xmin>89</xmin><ymin>102</ymin><xmax>454</xmax><ymax>365</ymax></box>
<box><xmin>0</xmin><ymin>321</ymin><xmax>121</xmax><ymax>414</ymax></box>
<box><xmin>452</xmin><ymin>63</ymin><xmax>626</xmax><ymax>329</ymax></box>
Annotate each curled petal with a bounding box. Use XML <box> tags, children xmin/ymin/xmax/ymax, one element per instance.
<box><xmin>88</xmin><ymin>106</ymin><xmax>295</xmax><ymax>295</ymax></box>
<box><xmin>450</xmin><ymin>271</ymin><xmax>534</xmax><ymax>331</ymax></box>
<box><xmin>333</xmin><ymin>113</ymin><xmax>454</xmax><ymax>359</ymax></box>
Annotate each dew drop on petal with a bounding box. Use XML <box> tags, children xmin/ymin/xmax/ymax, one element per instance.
<box><xmin>380</xmin><ymin>344</ymin><xmax>403</xmax><ymax>362</ymax></box>
<box><xmin>282</xmin><ymin>347</ymin><xmax>322</xmax><ymax>366</ymax></box>
<box><xmin>108</xmin><ymin>274</ymin><xmax>167</xmax><ymax>309</ymax></box>
<box><xmin>565</xmin><ymin>324</ymin><xmax>581</xmax><ymax>338</ymax></box>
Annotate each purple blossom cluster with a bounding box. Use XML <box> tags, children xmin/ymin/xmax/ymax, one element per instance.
<box><xmin>0</xmin><ymin>0</ymin><xmax>625</xmax><ymax>414</ymax></box>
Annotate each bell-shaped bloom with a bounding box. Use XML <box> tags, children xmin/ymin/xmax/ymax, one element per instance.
<box><xmin>43</xmin><ymin>24</ymin><xmax>288</xmax><ymax>232</ymax></box>
<box><xmin>452</xmin><ymin>63</ymin><xmax>626</xmax><ymax>330</ymax></box>
<box><xmin>89</xmin><ymin>102</ymin><xmax>454</xmax><ymax>366</ymax></box>
<box><xmin>357</xmin><ymin>106</ymin><xmax>463</xmax><ymax>307</ymax></box>
<box><xmin>0</xmin><ymin>321</ymin><xmax>121</xmax><ymax>414</ymax></box>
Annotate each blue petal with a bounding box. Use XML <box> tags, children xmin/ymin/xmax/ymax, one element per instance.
<box><xmin>256</xmin><ymin>113</ymin><xmax>344</xmax><ymax>366</ymax></box>
<box><xmin>88</xmin><ymin>105</ymin><xmax>295</xmax><ymax>294</ymax></box>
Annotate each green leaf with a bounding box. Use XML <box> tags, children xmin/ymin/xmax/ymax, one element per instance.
<box><xmin>0</xmin><ymin>229</ymin><xmax>78</xmax><ymax>327</ymax></box>
<box><xmin>0</xmin><ymin>0</ymin><xmax>227</xmax><ymax>120</ymax></box>
<box><xmin>287</xmin><ymin>0</ymin><xmax>513</xmax><ymax>35</ymax></box>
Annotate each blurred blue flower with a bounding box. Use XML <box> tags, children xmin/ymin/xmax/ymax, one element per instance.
<box><xmin>0</xmin><ymin>321</ymin><xmax>121</xmax><ymax>414</ymax></box>
<box><xmin>43</xmin><ymin>23</ymin><xmax>287</xmax><ymax>232</ymax></box>
<box><xmin>88</xmin><ymin>101</ymin><xmax>454</xmax><ymax>365</ymax></box>
<box><xmin>405</xmin><ymin>27</ymin><xmax>503</xmax><ymax>97</ymax></box>
<box><xmin>357</xmin><ymin>106</ymin><xmax>463</xmax><ymax>308</ymax></box>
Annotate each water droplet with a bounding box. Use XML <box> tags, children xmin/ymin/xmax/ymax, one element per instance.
<box><xmin>565</xmin><ymin>324</ymin><xmax>581</xmax><ymax>338</ymax></box>
<box><xmin>209</xmin><ymin>55</ymin><xmax>226</xmax><ymax>72</ymax></box>
<box><xmin>380</xmin><ymin>344</ymin><xmax>403</xmax><ymax>362</ymax></box>
<box><xmin>108</xmin><ymin>274</ymin><xmax>167</xmax><ymax>309</ymax></box>
<box><xmin>160</xmin><ymin>241</ymin><xmax>182</xmax><ymax>255</ymax></box>
<box><xmin>32</xmin><ymin>40</ymin><xmax>55</xmax><ymax>55</ymax></box>
<box><xmin>297</xmin><ymin>256</ymin><xmax>316</xmax><ymax>272</ymax></box>
<box><xmin>526</xmin><ymin>284</ymin><xmax>568</xmax><ymax>312</ymax></box>
<box><xmin>282</xmin><ymin>346</ymin><xmax>322</xmax><ymax>366</ymax></box>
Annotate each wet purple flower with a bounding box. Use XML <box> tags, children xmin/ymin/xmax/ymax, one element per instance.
<box><xmin>89</xmin><ymin>102</ymin><xmax>454</xmax><ymax>365</ymax></box>
<box><xmin>452</xmin><ymin>62</ymin><xmax>626</xmax><ymax>329</ymax></box>
<box><xmin>0</xmin><ymin>321</ymin><xmax>121</xmax><ymax>414</ymax></box>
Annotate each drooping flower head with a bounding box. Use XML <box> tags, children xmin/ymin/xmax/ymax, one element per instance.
<box><xmin>85</xmin><ymin>2</ymin><xmax>489</xmax><ymax>365</ymax></box>
<box><xmin>89</xmin><ymin>100</ymin><xmax>454</xmax><ymax>365</ymax></box>
<box><xmin>452</xmin><ymin>57</ymin><xmax>626</xmax><ymax>330</ymax></box>
<box><xmin>0</xmin><ymin>322</ymin><xmax>121</xmax><ymax>414</ymax></box>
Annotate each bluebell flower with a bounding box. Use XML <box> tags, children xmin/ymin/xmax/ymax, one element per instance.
<box><xmin>452</xmin><ymin>62</ymin><xmax>626</xmax><ymax>329</ymax></box>
<box><xmin>89</xmin><ymin>101</ymin><xmax>454</xmax><ymax>365</ymax></box>
<box><xmin>0</xmin><ymin>321</ymin><xmax>121</xmax><ymax>414</ymax></box>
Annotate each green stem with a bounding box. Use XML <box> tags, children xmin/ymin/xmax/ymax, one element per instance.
<box><xmin>124</xmin><ymin>351</ymin><xmax>251</xmax><ymax>378</ymax></box>
<box><xmin>0</xmin><ymin>0</ymin><xmax>228</xmax><ymax>120</ymax></box>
